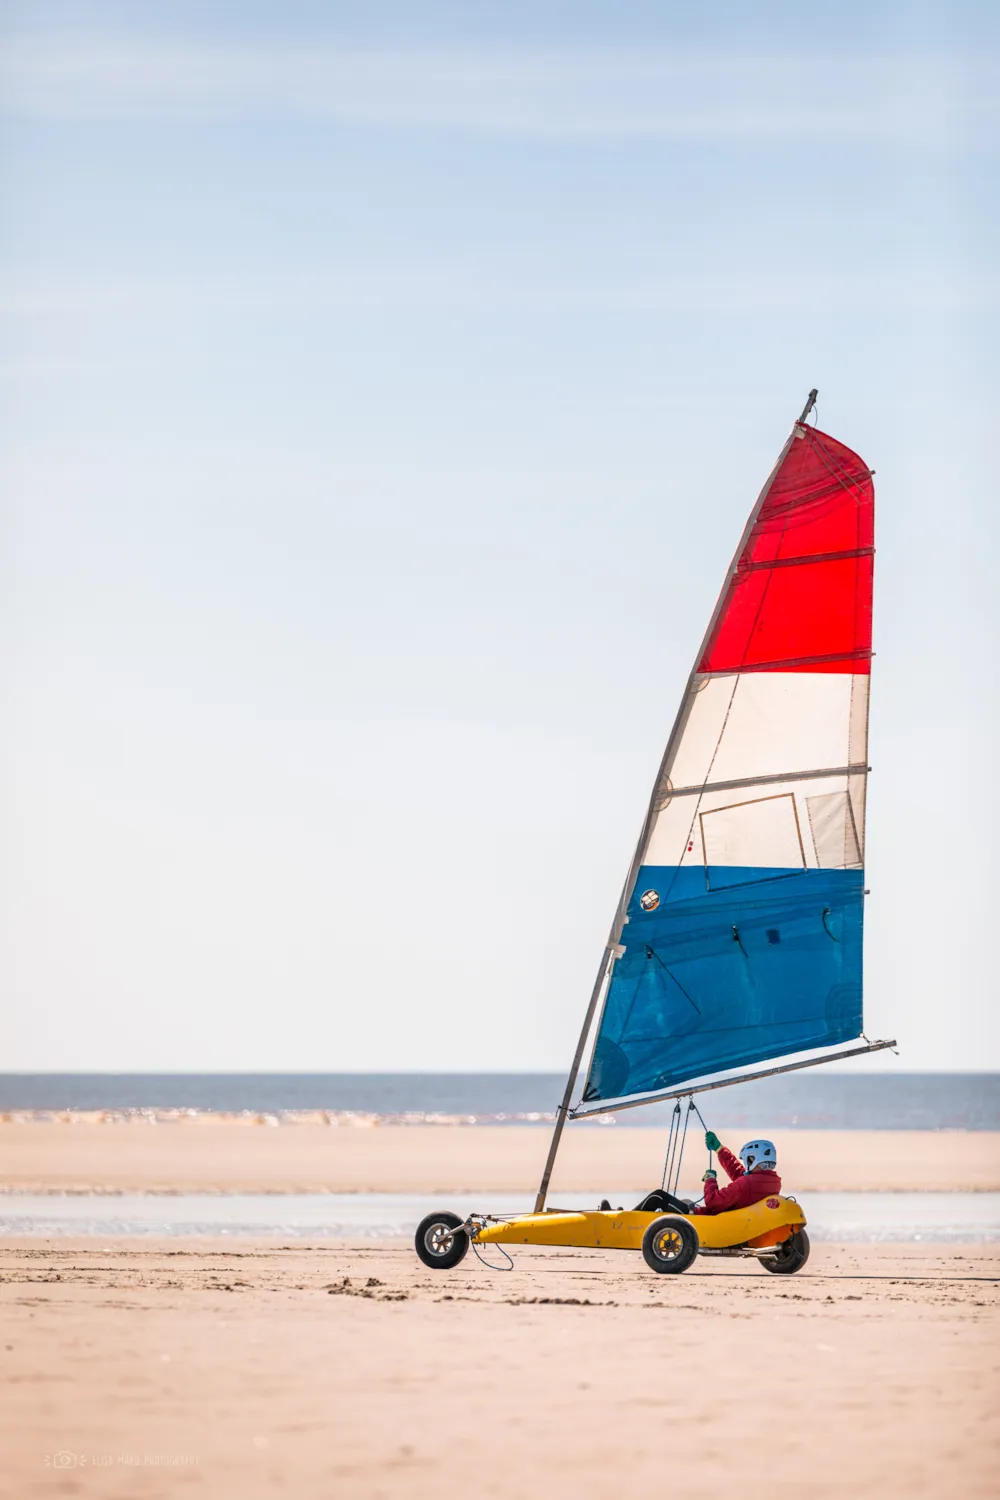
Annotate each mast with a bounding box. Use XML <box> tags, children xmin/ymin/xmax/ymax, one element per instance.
<box><xmin>532</xmin><ymin>393</ymin><xmax>815</xmax><ymax>1213</ymax></box>
<box><xmin>532</xmin><ymin>948</ymin><xmax>615</xmax><ymax>1212</ymax></box>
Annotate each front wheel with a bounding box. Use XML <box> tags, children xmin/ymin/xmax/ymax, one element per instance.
<box><xmin>641</xmin><ymin>1214</ymin><xmax>699</xmax><ymax>1274</ymax></box>
<box><xmin>414</xmin><ymin>1211</ymin><xmax>469</xmax><ymax>1269</ymax></box>
<box><xmin>760</xmin><ymin>1228</ymin><xmax>810</xmax><ymax>1275</ymax></box>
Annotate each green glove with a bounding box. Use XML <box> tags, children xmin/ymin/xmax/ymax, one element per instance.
<box><xmin>702</xmin><ymin>1169</ymin><xmax>718</xmax><ymax>1182</ymax></box>
<box><xmin>705</xmin><ymin>1130</ymin><xmax>722</xmax><ymax>1152</ymax></box>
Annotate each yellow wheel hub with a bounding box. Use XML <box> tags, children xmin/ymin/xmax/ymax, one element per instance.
<box><xmin>653</xmin><ymin>1228</ymin><xmax>683</xmax><ymax>1259</ymax></box>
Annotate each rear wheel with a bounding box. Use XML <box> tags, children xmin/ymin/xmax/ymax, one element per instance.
<box><xmin>641</xmin><ymin>1214</ymin><xmax>699</xmax><ymax>1274</ymax></box>
<box><xmin>760</xmin><ymin>1228</ymin><xmax>810</xmax><ymax>1275</ymax></box>
<box><xmin>414</xmin><ymin>1211</ymin><xmax>469</xmax><ymax>1269</ymax></box>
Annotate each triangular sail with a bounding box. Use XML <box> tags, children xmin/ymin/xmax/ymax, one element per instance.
<box><xmin>580</xmin><ymin>415</ymin><xmax>875</xmax><ymax>1108</ymax></box>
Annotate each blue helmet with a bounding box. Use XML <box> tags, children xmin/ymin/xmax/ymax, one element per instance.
<box><xmin>739</xmin><ymin>1139</ymin><xmax>777</xmax><ymax>1173</ymax></box>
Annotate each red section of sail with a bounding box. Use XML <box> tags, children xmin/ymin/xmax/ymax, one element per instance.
<box><xmin>699</xmin><ymin>423</ymin><xmax>874</xmax><ymax>675</ymax></box>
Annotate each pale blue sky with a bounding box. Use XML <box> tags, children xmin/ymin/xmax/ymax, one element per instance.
<box><xmin>2</xmin><ymin>1</ymin><xmax>998</xmax><ymax>1073</ymax></box>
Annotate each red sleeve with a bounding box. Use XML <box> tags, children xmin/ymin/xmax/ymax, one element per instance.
<box><xmin>701</xmin><ymin>1174</ymin><xmax>748</xmax><ymax>1213</ymax></box>
<box><xmin>701</xmin><ymin>1174</ymin><xmax>723</xmax><ymax>1209</ymax></box>
<box><xmin>717</xmin><ymin>1146</ymin><xmax>744</xmax><ymax>1182</ymax></box>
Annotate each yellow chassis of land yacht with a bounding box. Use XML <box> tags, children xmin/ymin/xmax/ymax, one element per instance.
<box><xmin>415</xmin><ymin>1195</ymin><xmax>809</xmax><ymax>1275</ymax></box>
<box><xmin>472</xmin><ymin>1196</ymin><xmax>804</xmax><ymax>1253</ymax></box>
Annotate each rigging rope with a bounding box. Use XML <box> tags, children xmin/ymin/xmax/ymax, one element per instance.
<box><xmin>660</xmin><ymin>1101</ymin><xmax>681</xmax><ymax>1191</ymax></box>
<box><xmin>670</xmin><ymin>1099</ymin><xmax>693</xmax><ymax>1197</ymax></box>
<box><xmin>658</xmin><ymin>1096</ymin><xmax>718</xmax><ymax>1201</ymax></box>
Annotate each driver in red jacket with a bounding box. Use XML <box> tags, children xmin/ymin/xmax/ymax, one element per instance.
<box><xmin>692</xmin><ymin>1132</ymin><xmax>781</xmax><ymax>1215</ymax></box>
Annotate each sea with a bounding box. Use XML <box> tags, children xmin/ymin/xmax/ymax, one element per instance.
<box><xmin>3</xmin><ymin>1073</ymin><xmax>998</xmax><ymax>1241</ymax></box>
<box><xmin>1</xmin><ymin>1072</ymin><xmax>997</xmax><ymax>1129</ymax></box>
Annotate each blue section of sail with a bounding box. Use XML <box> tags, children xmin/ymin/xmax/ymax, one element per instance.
<box><xmin>582</xmin><ymin>866</ymin><xmax>865</xmax><ymax>1103</ymax></box>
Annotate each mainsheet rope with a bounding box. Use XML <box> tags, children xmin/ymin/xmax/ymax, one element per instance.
<box><xmin>671</xmin><ymin>1099</ymin><xmax>692</xmax><ymax>1197</ymax></box>
<box><xmin>659</xmin><ymin>1101</ymin><xmax>680</xmax><ymax>1190</ymax></box>
<box><xmin>659</xmin><ymin>1095</ymin><xmax>714</xmax><ymax>1199</ymax></box>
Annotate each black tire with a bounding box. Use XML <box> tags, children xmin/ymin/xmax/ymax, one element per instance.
<box><xmin>760</xmin><ymin>1228</ymin><xmax>810</xmax><ymax>1275</ymax></box>
<box><xmin>414</xmin><ymin>1211</ymin><xmax>469</xmax><ymax>1270</ymax></box>
<box><xmin>641</xmin><ymin>1214</ymin><xmax>699</xmax><ymax>1274</ymax></box>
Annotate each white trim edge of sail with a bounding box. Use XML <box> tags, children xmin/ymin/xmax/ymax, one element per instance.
<box><xmin>569</xmin><ymin>1038</ymin><xmax>898</xmax><ymax>1117</ymax></box>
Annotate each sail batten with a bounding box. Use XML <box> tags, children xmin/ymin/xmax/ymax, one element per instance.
<box><xmin>667</xmin><ymin>763</ymin><xmax>868</xmax><ymax>799</ymax></box>
<box><xmin>699</xmin><ymin>649</ymin><xmax>871</xmax><ymax>674</ymax></box>
<box><xmin>580</xmin><ymin>416</ymin><xmax>875</xmax><ymax>1107</ymax></box>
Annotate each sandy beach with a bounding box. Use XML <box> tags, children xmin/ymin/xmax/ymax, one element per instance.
<box><xmin>3</xmin><ymin>1120</ymin><xmax>999</xmax><ymax>1195</ymax></box>
<box><xmin>3</xmin><ymin>1125</ymin><xmax>997</xmax><ymax>1497</ymax></box>
<box><xmin>3</xmin><ymin>1236</ymin><xmax>997</xmax><ymax>1499</ymax></box>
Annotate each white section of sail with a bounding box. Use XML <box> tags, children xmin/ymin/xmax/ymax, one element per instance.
<box><xmin>646</xmin><ymin>768</ymin><xmax>865</xmax><ymax>871</ymax></box>
<box><xmin>643</xmin><ymin>671</ymin><xmax>869</xmax><ymax>872</ymax></box>
<box><xmin>663</xmin><ymin>672</ymin><xmax>868</xmax><ymax>792</ymax></box>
